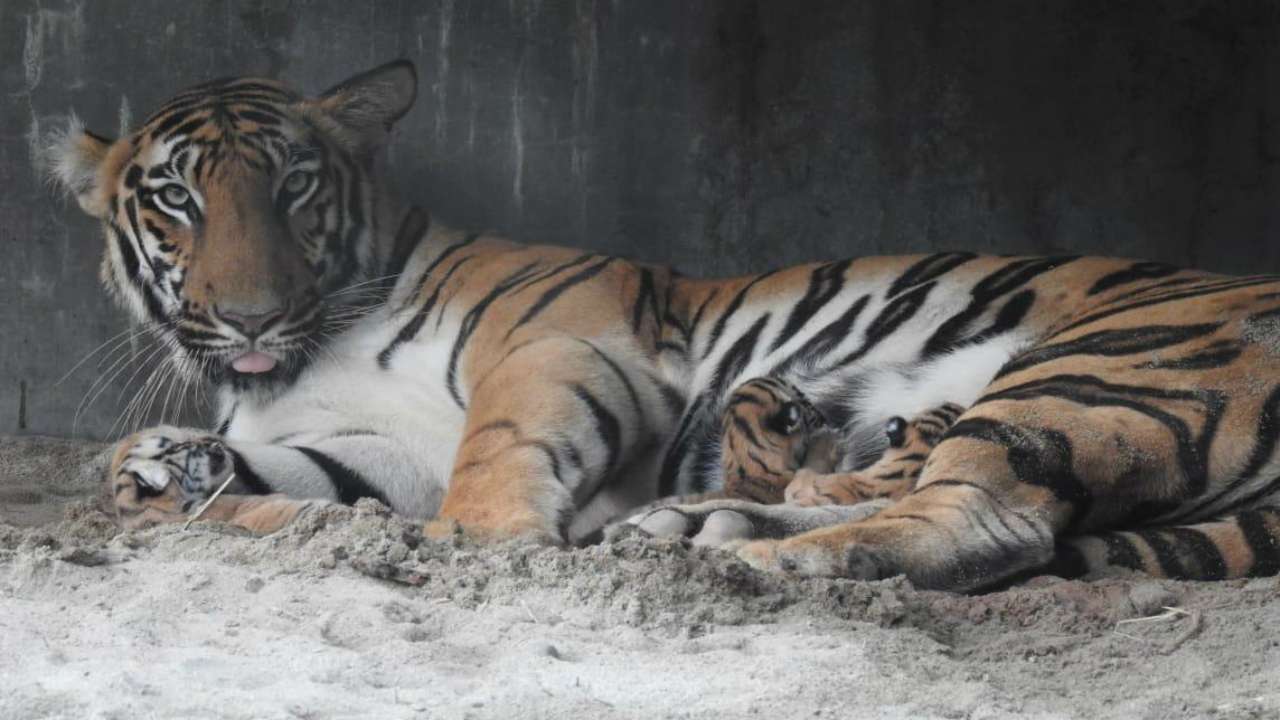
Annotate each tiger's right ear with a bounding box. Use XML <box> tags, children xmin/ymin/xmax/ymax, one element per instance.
<box><xmin>307</xmin><ymin>60</ymin><xmax>418</xmax><ymax>157</ymax></box>
<box><xmin>45</xmin><ymin>117</ymin><xmax>114</xmax><ymax>218</ymax></box>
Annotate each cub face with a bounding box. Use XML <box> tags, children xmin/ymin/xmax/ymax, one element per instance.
<box><xmin>720</xmin><ymin>376</ymin><xmax>832</xmax><ymax>503</ymax></box>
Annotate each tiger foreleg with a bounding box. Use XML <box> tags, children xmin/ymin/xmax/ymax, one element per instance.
<box><xmin>110</xmin><ymin>425</ymin><xmax>420</xmax><ymax>534</ymax></box>
<box><xmin>428</xmin><ymin>337</ymin><xmax>664</xmax><ymax>543</ymax></box>
<box><xmin>109</xmin><ymin>426</ymin><xmax>318</xmax><ymax>533</ymax></box>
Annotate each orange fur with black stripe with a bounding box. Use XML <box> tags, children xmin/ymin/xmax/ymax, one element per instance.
<box><xmin>717</xmin><ymin>377</ymin><xmax>831</xmax><ymax>503</ymax></box>
<box><xmin>50</xmin><ymin>61</ymin><xmax>1280</xmax><ymax>591</ymax></box>
<box><xmin>660</xmin><ymin>262</ymin><xmax>1280</xmax><ymax>589</ymax></box>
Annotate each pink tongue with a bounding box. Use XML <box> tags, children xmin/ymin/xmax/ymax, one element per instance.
<box><xmin>231</xmin><ymin>352</ymin><xmax>278</xmax><ymax>374</ymax></box>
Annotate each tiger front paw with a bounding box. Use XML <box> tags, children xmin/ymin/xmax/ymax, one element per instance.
<box><xmin>735</xmin><ymin>536</ymin><xmax>895</xmax><ymax>579</ymax></box>
<box><xmin>784</xmin><ymin>468</ymin><xmax>869</xmax><ymax>506</ymax></box>
<box><xmin>109</xmin><ymin>426</ymin><xmax>232</xmax><ymax>528</ymax></box>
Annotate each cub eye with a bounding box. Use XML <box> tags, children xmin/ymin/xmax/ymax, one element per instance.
<box><xmin>773</xmin><ymin>402</ymin><xmax>803</xmax><ymax>435</ymax></box>
<box><xmin>283</xmin><ymin>170</ymin><xmax>313</xmax><ymax>195</ymax></box>
<box><xmin>158</xmin><ymin>184</ymin><xmax>190</xmax><ymax>208</ymax></box>
<box><xmin>884</xmin><ymin>416</ymin><xmax>908</xmax><ymax>448</ymax></box>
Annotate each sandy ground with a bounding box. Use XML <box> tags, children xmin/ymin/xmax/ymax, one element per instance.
<box><xmin>2</xmin><ymin>436</ymin><xmax>1279</xmax><ymax>720</ymax></box>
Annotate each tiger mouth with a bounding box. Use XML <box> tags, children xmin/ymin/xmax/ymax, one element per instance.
<box><xmin>230</xmin><ymin>351</ymin><xmax>280</xmax><ymax>374</ymax></box>
<box><xmin>173</xmin><ymin>290</ymin><xmax>355</xmax><ymax>390</ymax></box>
<box><xmin>217</xmin><ymin>347</ymin><xmax>311</xmax><ymax>391</ymax></box>
<box><xmin>174</xmin><ymin>302</ymin><xmax>327</xmax><ymax>386</ymax></box>
<box><xmin>172</xmin><ymin>335</ymin><xmax>313</xmax><ymax>389</ymax></box>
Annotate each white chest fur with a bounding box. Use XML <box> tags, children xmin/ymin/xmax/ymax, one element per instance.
<box><xmin>224</xmin><ymin>309</ymin><xmax>467</xmax><ymax>515</ymax></box>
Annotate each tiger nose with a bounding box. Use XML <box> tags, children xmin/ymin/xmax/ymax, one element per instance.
<box><xmin>215</xmin><ymin>304</ymin><xmax>286</xmax><ymax>339</ymax></box>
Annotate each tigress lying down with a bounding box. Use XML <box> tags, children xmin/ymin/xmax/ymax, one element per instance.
<box><xmin>49</xmin><ymin>59</ymin><xmax>1280</xmax><ymax>592</ymax></box>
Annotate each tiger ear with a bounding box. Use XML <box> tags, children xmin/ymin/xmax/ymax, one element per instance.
<box><xmin>311</xmin><ymin>59</ymin><xmax>417</xmax><ymax>154</ymax></box>
<box><xmin>45</xmin><ymin>117</ymin><xmax>114</xmax><ymax>218</ymax></box>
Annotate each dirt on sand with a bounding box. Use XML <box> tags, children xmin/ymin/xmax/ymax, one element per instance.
<box><xmin>1</xmin><ymin>435</ymin><xmax>1278</xmax><ymax>720</ymax></box>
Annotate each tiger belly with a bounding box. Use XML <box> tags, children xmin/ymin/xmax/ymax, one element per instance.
<box><xmin>845</xmin><ymin>332</ymin><xmax>1034</xmax><ymax>439</ymax></box>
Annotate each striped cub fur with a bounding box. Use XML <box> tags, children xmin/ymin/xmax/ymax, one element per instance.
<box><xmin>50</xmin><ymin>60</ymin><xmax>1280</xmax><ymax>591</ymax></box>
<box><xmin>719</xmin><ymin>377</ymin><xmax>831</xmax><ymax>503</ymax></box>
<box><xmin>785</xmin><ymin>404</ymin><xmax>964</xmax><ymax>506</ymax></box>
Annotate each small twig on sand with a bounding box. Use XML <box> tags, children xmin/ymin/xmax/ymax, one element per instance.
<box><xmin>573</xmin><ymin>678</ymin><xmax>615</xmax><ymax>708</ymax></box>
<box><xmin>1115</xmin><ymin>605</ymin><xmax>1189</xmax><ymax>630</ymax></box>
<box><xmin>1113</xmin><ymin>606</ymin><xmax>1203</xmax><ymax>654</ymax></box>
<box><xmin>183</xmin><ymin>472</ymin><xmax>237</xmax><ymax>530</ymax></box>
<box><xmin>520</xmin><ymin>599</ymin><xmax>541</xmax><ymax>624</ymax></box>
<box><xmin>1160</xmin><ymin>609</ymin><xmax>1204</xmax><ymax>655</ymax></box>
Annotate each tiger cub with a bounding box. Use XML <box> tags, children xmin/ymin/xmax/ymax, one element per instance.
<box><xmin>719</xmin><ymin>376</ymin><xmax>963</xmax><ymax>507</ymax></box>
<box><xmin>785</xmin><ymin>404</ymin><xmax>964</xmax><ymax>506</ymax></box>
<box><xmin>717</xmin><ymin>377</ymin><xmax>832</xmax><ymax>503</ymax></box>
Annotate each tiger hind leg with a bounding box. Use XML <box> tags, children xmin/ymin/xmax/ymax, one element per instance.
<box><xmin>733</xmin><ymin>385</ymin><xmax>1215</xmax><ymax>591</ymax></box>
<box><xmin>1051</xmin><ymin>508</ymin><xmax>1280</xmax><ymax>580</ymax></box>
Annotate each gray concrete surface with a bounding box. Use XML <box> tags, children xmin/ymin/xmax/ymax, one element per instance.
<box><xmin>4</xmin><ymin>0</ymin><xmax>1280</xmax><ymax>438</ymax></box>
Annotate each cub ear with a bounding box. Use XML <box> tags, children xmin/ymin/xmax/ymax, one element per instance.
<box><xmin>311</xmin><ymin>59</ymin><xmax>417</xmax><ymax>154</ymax></box>
<box><xmin>45</xmin><ymin>116</ymin><xmax>114</xmax><ymax>218</ymax></box>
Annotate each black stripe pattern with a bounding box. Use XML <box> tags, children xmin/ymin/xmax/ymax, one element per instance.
<box><xmin>294</xmin><ymin>446</ymin><xmax>390</xmax><ymax>506</ymax></box>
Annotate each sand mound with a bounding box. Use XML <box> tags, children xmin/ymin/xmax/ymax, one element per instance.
<box><xmin>2</xmin><ymin>435</ymin><xmax>1278</xmax><ymax>719</ymax></box>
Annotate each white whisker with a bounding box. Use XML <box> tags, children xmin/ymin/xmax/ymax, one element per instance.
<box><xmin>73</xmin><ymin>333</ymin><xmax>163</xmax><ymax>436</ymax></box>
<box><xmin>324</xmin><ymin>273</ymin><xmax>403</xmax><ymax>299</ymax></box>
<box><xmin>105</xmin><ymin>341</ymin><xmax>171</xmax><ymax>439</ymax></box>
<box><xmin>56</xmin><ymin>320</ymin><xmax>162</xmax><ymax>387</ymax></box>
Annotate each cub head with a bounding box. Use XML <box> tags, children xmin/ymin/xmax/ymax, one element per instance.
<box><xmin>719</xmin><ymin>376</ymin><xmax>831</xmax><ymax>502</ymax></box>
<box><xmin>48</xmin><ymin>60</ymin><xmax>417</xmax><ymax>395</ymax></box>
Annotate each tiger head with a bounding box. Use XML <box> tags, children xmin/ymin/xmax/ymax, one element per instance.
<box><xmin>48</xmin><ymin>60</ymin><xmax>418</xmax><ymax>396</ymax></box>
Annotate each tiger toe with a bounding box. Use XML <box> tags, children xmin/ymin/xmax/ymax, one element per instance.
<box><xmin>735</xmin><ymin>537</ymin><xmax>891</xmax><ymax>579</ymax></box>
<box><xmin>631</xmin><ymin>508</ymin><xmax>694</xmax><ymax>538</ymax></box>
<box><xmin>690</xmin><ymin>509</ymin><xmax>755</xmax><ymax>546</ymax></box>
<box><xmin>110</xmin><ymin>466</ymin><xmax>188</xmax><ymax>529</ymax></box>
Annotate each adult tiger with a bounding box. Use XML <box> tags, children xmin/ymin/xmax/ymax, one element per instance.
<box><xmin>49</xmin><ymin>60</ymin><xmax>1280</xmax><ymax>591</ymax></box>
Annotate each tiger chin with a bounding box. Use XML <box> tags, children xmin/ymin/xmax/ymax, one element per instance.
<box><xmin>49</xmin><ymin>59</ymin><xmax>1280</xmax><ymax>592</ymax></box>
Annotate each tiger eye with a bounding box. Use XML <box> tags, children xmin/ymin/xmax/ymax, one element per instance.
<box><xmin>159</xmin><ymin>184</ymin><xmax>190</xmax><ymax>207</ymax></box>
<box><xmin>768</xmin><ymin>401</ymin><xmax>804</xmax><ymax>435</ymax></box>
<box><xmin>884</xmin><ymin>416</ymin><xmax>908</xmax><ymax>448</ymax></box>
<box><xmin>284</xmin><ymin>170</ymin><xmax>312</xmax><ymax>194</ymax></box>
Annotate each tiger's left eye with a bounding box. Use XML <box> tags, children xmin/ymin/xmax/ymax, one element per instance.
<box><xmin>283</xmin><ymin>170</ymin><xmax>313</xmax><ymax>194</ymax></box>
<box><xmin>159</xmin><ymin>184</ymin><xmax>190</xmax><ymax>207</ymax></box>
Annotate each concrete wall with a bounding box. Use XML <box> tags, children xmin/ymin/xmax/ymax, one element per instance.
<box><xmin>5</xmin><ymin>0</ymin><xmax>1280</xmax><ymax>438</ymax></box>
